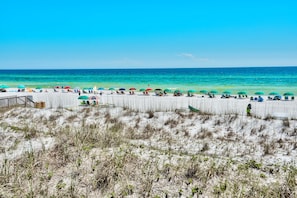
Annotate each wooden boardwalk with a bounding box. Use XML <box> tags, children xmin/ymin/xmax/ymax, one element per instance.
<box><xmin>0</xmin><ymin>95</ymin><xmax>35</xmax><ymax>108</ymax></box>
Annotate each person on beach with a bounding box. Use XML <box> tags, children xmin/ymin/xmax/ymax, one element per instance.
<box><xmin>247</xmin><ymin>103</ymin><xmax>252</xmax><ymax>116</ymax></box>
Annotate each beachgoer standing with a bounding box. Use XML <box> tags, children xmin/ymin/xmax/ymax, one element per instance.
<box><xmin>247</xmin><ymin>104</ymin><xmax>252</xmax><ymax>116</ymax></box>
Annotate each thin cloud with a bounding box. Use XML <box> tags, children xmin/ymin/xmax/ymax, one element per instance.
<box><xmin>178</xmin><ymin>53</ymin><xmax>209</xmax><ymax>62</ymax></box>
<box><xmin>178</xmin><ymin>53</ymin><xmax>195</xmax><ymax>59</ymax></box>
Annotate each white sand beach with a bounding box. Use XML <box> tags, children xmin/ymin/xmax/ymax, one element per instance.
<box><xmin>1</xmin><ymin>88</ymin><xmax>297</xmax><ymax>119</ymax></box>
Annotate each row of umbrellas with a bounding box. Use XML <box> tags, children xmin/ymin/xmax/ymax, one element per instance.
<box><xmin>0</xmin><ymin>84</ymin><xmax>295</xmax><ymax>96</ymax></box>
<box><xmin>200</xmin><ymin>90</ymin><xmax>294</xmax><ymax>96</ymax></box>
<box><xmin>78</xmin><ymin>87</ymin><xmax>294</xmax><ymax>96</ymax></box>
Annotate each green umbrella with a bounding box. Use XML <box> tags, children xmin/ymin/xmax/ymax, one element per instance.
<box><xmin>200</xmin><ymin>90</ymin><xmax>208</xmax><ymax>94</ymax></box>
<box><xmin>0</xmin><ymin>84</ymin><xmax>9</xmax><ymax>89</ymax></box>
<box><xmin>237</xmin><ymin>91</ymin><xmax>247</xmax><ymax>95</ymax></box>
<box><xmin>284</xmin><ymin>92</ymin><xmax>294</xmax><ymax>96</ymax></box>
<box><xmin>109</xmin><ymin>88</ymin><xmax>115</xmax><ymax>91</ymax></box>
<box><xmin>174</xmin><ymin>89</ymin><xmax>183</xmax><ymax>93</ymax></box>
<box><xmin>164</xmin><ymin>88</ymin><xmax>172</xmax><ymax>93</ymax></box>
<box><xmin>187</xmin><ymin>89</ymin><xmax>196</xmax><ymax>93</ymax></box>
<box><xmin>139</xmin><ymin>88</ymin><xmax>146</xmax><ymax>92</ymax></box>
<box><xmin>18</xmin><ymin>84</ymin><xmax>26</xmax><ymax>89</ymax></box>
<box><xmin>269</xmin><ymin>92</ymin><xmax>280</xmax><ymax>96</ymax></box>
<box><xmin>78</xmin><ymin>95</ymin><xmax>89</xmax><ymax>100</ymax></box>
<box><xmin>223</xmin><ymin>90</ymin><xmax>232</xmax><ymax>95</ymax></box>
<box><xmin>254</xmin><ymin>91</ymin><xmax>264</xmax><ymax>95</ymax></box>
<box><xmin>210</xmin><ymin>90</ymin><xmax>218</xmax><ymax>94</ymax></box>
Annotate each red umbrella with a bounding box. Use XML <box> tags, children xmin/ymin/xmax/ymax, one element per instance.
<box><xmin>64</xmin><ymin>86</ymin><xmax>71</xmax><ymax>89</ymax></box>
<box><xmin>129</xmin><ymin>87</ymin><xmax>136</xmax><ymax>90</ymax></box>
<box><xmin>146</xmin><ymin>88</ymin><xmax>153</xmax><ymax>91</ymax></box>
<box><xmin>54</xmin><ymin>86</ymin><xmax>60</xmax><ymax>89</ymax></box>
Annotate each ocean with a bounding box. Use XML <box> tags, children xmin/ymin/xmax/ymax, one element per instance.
<box><xmin>0</xmin><ymin>67</ymin><xmax>296</xmax><ymax>94</ymax></box>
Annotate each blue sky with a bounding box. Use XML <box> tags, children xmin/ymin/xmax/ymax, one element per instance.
<box><xmin>0</xmin><ymin>0</ymin><xmax>296</xmax><ymax>69</ymax></box>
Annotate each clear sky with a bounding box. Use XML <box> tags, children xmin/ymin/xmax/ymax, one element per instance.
<box><xmin>0</xmin><ymin>0</ymin><xmax>296</xmax><ymax>69</ymax></box>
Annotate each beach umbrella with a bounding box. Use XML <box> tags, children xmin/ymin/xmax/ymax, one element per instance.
<box><xmin>109</xmin><ymin>87</ymin><xmax>115</xmax><ymax>90</ymax></box>
<box><xmin>119</xmin><ymin>88</ymin><xmax>126</xmax><ymax>91</ymax></box>
<box><xmin>98</xmin><ymin>87</ymin><xmax>105</xmax><ymax>90</ymax></box>
<box><xmin>0</xmin><ymin>84</ymin><xmax>9</xmax><ymax>89</ymax></box>
<box><xmin>187</xmin><ymin>89</ymin><xmax>196</xmax><ymax>93</ymax></box>
<box><xmin>154</xmin><ymin>88</ymin><xmax>163</xmax><ymax>95</ymax></box>
<box><xmin>64</xmin><ymin>86</ymin><xmax>71</xmax><ymax>89</ymax></box>
<box><xmin>129</xmin><ymin>87</ymin><xmax>136</xmax><ymax>90</ymax></box>
<box><xmin>284</xmin><ymin>92</ymin><xmax>294</xmax><ymax>96</ymax></box>
<box><xmin>269</xmin><ymin>92</ymin><xmax>280</xmax><ymax>96</ymax></box>
<box><xmin>164</xmin><ymin>88</ymin><xmax>172</xmax><ymax>93</ymax></box>
<box><xmin>18</xmin><ymin>84</ymin><xmax>25</xmax><ymax>89</ymax></box>
<box><xmin>174</xmin><ymin>89</ymin><xmax>183</xmax><ymax>95</ymax></box>
<box><xmin>237</xmin><ymin>91</ymin><xmax>247</xmax><ymax>95</ymax></box>
<box><xmin>78</xmin><ymin>95</ymin><xmax>89</xmax><ymax>100</ymax></box>
<box><xmin>139</xmin><ymin>88</ymin><xmax>146</xmax><ymax>92</ymax></box>
<box><xmin>54</xmin><ymin>86</ymin><xmax>60</xmax><ymax>89</ymax></box>
<box><xmin>223</xmin><ymin>90</ymin><xmax>232</xmax><ymax>95</ymax></box>
<box><xmin>210</xmin><ymin>90</ymin><xmax>218</xmax><ymax>94</ymax></box>
<box><xmin>36</xmin><ymin>86</ymin><xmax>42</xmax><ymax>89</ymax></box>
<box><xmin>254</xmin><ymin>91</ymin><xmax>264</xmax><ymax>95</ymax></box>
<box><xmin>90</xmin><ymin>96</ymin><xmax>99</xmax><ymax>100</ymax></box>
<box><xmin>146</xmin><ymin>88</ymin><xmax>153</xmax><ymax>91</ymax></box>
<box><xmin>174</xmin><ymin>89</ymin><xmax>183</xmax><ymax>93</ymax></box>
<box><xmin>200</xmin><ymin>90</ymin><xmax>208</xmax><ymax>94</ymax></box>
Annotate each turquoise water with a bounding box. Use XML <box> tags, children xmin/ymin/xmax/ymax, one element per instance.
<box><xmin>0</xmin><ymin>67</ymin><xmax>296</xmax><ymax>94</ymax></box>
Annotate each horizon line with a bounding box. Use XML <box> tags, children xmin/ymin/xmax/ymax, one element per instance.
<box><xmin>1</xmin><ymin>65</ymin><xmax>297</xmax><ymax>70</ymax></box>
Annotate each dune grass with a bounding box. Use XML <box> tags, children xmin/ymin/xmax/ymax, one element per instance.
<box><xmin>0</xmin><ymin>107</ymin><xmax>297</xmax><ymax>197</ymax></box>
